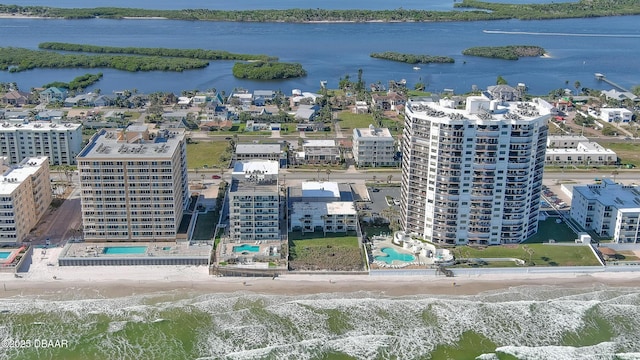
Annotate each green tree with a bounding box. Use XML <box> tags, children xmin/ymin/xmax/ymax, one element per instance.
<box><xmin>496</xmin><ymin>76</ymin><xmax>508</xmax><ymax>85</ymax></box>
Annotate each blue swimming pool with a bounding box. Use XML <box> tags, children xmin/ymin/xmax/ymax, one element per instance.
<box><xmin>375</xmin><ymin>247</ymin><xmax>415</xmax><ymax>264</ymax></box>
<box><xmin>102</xmin><ymin>246</ymin><xmax>147</xmax><ymax>255</ymax></box>
<box><xmin>0</xmin><ymin>251</ymin><xmax>12</xmax><ymax>259</ymax></box>
<box><xmin>232</xmin><ymin>244</ymin><xmax>260</xmax><ymax>253</ymax></box>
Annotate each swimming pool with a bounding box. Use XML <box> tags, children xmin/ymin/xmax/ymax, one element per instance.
<box><xmin>102</xmin><ymin>246</ymin><xmax>147</xmax><ymax>255</ymax></box>
<box><xmin>232</xmin><ymin>244</ymin><xmax>260</xmax><ymax>253</ymax></box>
<box><xmin>0</xmin><ymin>251</ymin><xmax>12</xmax><ymax>259</ymax></box>
<box><xmin>375</xmin><ymin>247</ymin><xmax>415</xmax><ymax>264</ymax></box>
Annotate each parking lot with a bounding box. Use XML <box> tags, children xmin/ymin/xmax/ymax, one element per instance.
<box><xmin>361</xmin><ymin>186</ymin><xmax>401</xmax><ymax>216</ymax></box>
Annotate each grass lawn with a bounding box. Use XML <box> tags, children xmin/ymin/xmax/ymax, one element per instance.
<box><xmin>336</xmin><ymin>111</ymin><xmax>375</xmax><ymax>130</ymax></box>
<box><xmin>524</xmin><ymin>218</ymin><xmax>578</xmax><ymax>243</ymax></box>
<box><xmin>597</xmin><ymin>141</ymin><xmax>640</xmax><ymax>167</ymax></box>
<box><xmin>451</xmin><ymin>243</ymin><xmax>600</xmax><ymax>267</ymax></box>
<box><xmin>186</xmin><ymin>141</ymin><xmax>229</xmax><ymax>169</ymax></box>
<box><xmin>288</xmin><ymin>232</ymin><xmax>364</xmax><ymax>271</ymax></box>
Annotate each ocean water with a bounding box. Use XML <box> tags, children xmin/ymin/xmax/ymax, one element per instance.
<box><xmin>1</xmin><ymin>285</ymin><xmax>640</xmax><ymax>359</ymax></box>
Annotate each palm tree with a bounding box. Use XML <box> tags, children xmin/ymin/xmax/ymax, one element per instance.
<box><xmin>326</xmin><ymin>168</ymin><xmax>331</xmax><ymax>181</ymax></box>
<box><xmin>387</xmin><ymin>174</ymin><xmax>393</xmax><ymax>184</ymax></box>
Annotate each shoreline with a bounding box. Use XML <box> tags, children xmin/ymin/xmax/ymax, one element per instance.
<box><xmin>2</xmin><ymin>248</ymin><xmax>640</xmax><ymax>300</ymax></box>
<box><xmin>3</xmin><ymin>269</ymin><xmax>640</xmax><ymax>299</ymax></box>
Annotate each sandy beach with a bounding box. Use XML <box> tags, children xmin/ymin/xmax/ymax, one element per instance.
<box><xmin>1</xmin><ymin>247</ymin><xmax>640</xmax><ymax>299</ymax></box>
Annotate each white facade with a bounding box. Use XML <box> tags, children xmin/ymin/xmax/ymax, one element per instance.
<box><xmin>352</xmin><ymin>125</ymin><xmax>397</xmax><ymax>167</ymax></box>
<box><xmin>599</xmin><ymin>108</ymin><xmax>632</xmax><ymax>123</ymax></box>
<box><xmin>400</xmin><ymin>96</ymin><xmax>550</xmax><ymax>245</ymax></box>
<box><xmin>0</xmin><ymin>157</ymin><xmax>51</xmax><ymax>243</ymax></box>
<box><xmin>570</xmin><ymin>179</ymin><xmax>640</xmax><ymax>242</ymax></box>
<box><xmin>77</xmin><ymin>126</ymin><xmax>189</xmax><ymax>242</ymax></box>
<box><xmin>0</xmin><ymin>121</ymin><xmax>83</xmax><ymax>165</ymax></box>
<box><xmin>228</xmin><ymin>160</ymin><xmax>280</xmax><ymax>241</ymax></box>
<box><xmin>290</xmin><ymin>201</ymin><xmax>357</xmax><ymax>233</ymax></box>
<box><xmin>545</xmin><ymin>141</ymin><xmax>617</xmax><ymax>166</ymax></box>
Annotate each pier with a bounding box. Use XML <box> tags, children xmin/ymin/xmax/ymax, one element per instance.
<box><xmin>595</xmin><ymin>73</ymin><xmax>630</xmax><ymax>92</ymax></box>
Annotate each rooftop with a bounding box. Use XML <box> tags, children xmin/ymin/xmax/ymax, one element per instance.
<box><xmin>353</xmin><ymin>125</ymin><xmax>393</xmax><ymax>139</ymax></box>
<box><xmin>574</xmin><ymin>180</ymin><xmax>640</xmax><ymax>209</ymax></box>
<box><xmin>303</xmin><ymin>139</ymin><xmax>336</xmax><ymax>147</ymax></box>
<box><xmin>406</xmin><ymin>96</ymin><xmax>551</xmax><ymax>123</ymax></box>
<box><xmin>232</xmin><ymin>160</ymin><xmax>279</xmax><ymax>176</ymax></box>
<box><xmin>77</xmin><ymin>127</ymin><xmax>185</xmax><ymax>159</ymax></box>
<box><xmin>235</xmin><ymin>143</ymin><xmax>281</xmax><ymax>154</ymax></box>
<box><xmin>0</xmin><ymin>121</ymin><xmax>81</xmax><ymax>131</ymax></box>
<box><xmin>0</xmin><ymin>157</ymin><xmax>48</xmax><ymax>195</ymax></box>
<box><xmin>301</xmin><ymin>181</ymin><xmax>340</xmax><ymax>199</ymax></box>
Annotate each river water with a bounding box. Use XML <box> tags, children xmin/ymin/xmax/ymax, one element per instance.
<box><xmin>1</xmin><ymin>4</ymin><xmax>639</xmax><ymax>95</ymax></box>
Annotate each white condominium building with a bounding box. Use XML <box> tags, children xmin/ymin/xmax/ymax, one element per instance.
<box><xmin>400</xmin><ymin>96</ymin><xmax>550</xmax><ymax>245</ymax></box>
<box><xmin>0</xmin><ymin>121</ymin><xmax>83</xmax><ymax>165</ymax></box>
<box><xmin>352</xmin><ymin>125</ymin><xmax>398</xmax><ymax>167</ymax></box>
<box><xmin>570</xmin><ymin>179</ymin><xmax>640</xmax><ymax>242</ymax></box>
<box><xmin>77</xmin><ymin>126</ymin><xmax>189</xmax><ymax>242</ymax></box>
<box><xmin>0</xmin><ymin>157</ymin><xmax>52</xmax><ymax>243</ymax></box>
<box><xmin>229</xmin><ymin>160</ymin><xmax>280</xmax><ymax>242</ymax></box>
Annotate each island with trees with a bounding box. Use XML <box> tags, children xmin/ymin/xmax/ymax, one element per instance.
<box><xmin>370</xmin><ymin>52</ymin><xmax>454</xmax><ymax>64</ymax></box>
<box><xmin>232</xmin><ymin>62</ymin><xmax>307</xmax><ymax>80</ymax></box>
<box><xmin>38</xmin><ymin>42</ymin><xmax>277</xmax><ymax>62</ymax></box>
<box><xmin>1</xmin><ymin>0</ymin><xmax>639</xmax><ymax>23</ymax></box>
<box><xmin>42</xmin><ymin>73</ymin><xmax>103</xmax><ymax>91</ymax></box>
<box><xmin>462</xmin><ymin>45</ymin><xmax>546</xmax><ymax>60</ymax></box>
<box><xmin>0</xmin><ymin>47</ymin><xmax>210</xmax><ymax>72</ymax></box>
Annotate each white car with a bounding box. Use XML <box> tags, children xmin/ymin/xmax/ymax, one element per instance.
<box><xmin>393</xmin><ymin>199</ymin><xmax>401</xmax><ymax>206</ymax></box>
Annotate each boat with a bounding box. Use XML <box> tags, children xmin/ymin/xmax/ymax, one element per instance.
<box><xmin>413</xmin><ymin>66</ymin><xmax>421</xmax><ymax>70</ymax></box>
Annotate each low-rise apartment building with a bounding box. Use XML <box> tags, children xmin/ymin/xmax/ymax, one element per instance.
<box><xmin>0</xmin><ymin>121</ymin><xmax>83</xmax><ymax>165</ymax></box>
<box><xmin>571</xmin><ymin>179</ymin><xmax>640</xmax><ymax>242</ymax></box>
<box><xmin>353</xmin><ymin>125</ymin><xmax>398</xmax><ymax>167</ymax></box>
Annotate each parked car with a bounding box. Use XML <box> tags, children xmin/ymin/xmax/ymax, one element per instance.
<box><xmin>212</xmin><ymin>175</ymin><xmax>221</xmax><ymax>179</ymax></box>
<box><xmin>372</xmin><ymin>188</ymin><xmax>380</xmax><ymax>192</ymax></box>
<box><xmin>393</xmin><ymin>199</ymin><xmax>401</xmax><ymax>206</ymax></box>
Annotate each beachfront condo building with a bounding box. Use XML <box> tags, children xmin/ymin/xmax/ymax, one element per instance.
<box><xmin>0</xmin><ymin>156</ymin><xmax>52</xmax><ymax>243</ymax></box>
<box><xmin>352</xmin><ymin>125</ymin><xmax>398</xmax><ymax>167</ymax></box>
<box><xmin>77</xmin><ymin>125</ymin><xmax>189</xmax><ymax>242</ymax></box>
<box><xmin>228</xmin><ymin>160</ymin><xmax>280</xmax><ymax>241</ymax></box>
<box><xmin>570</xmin><ymin>179</ymin><xmax>640</xmax><ymax>242</ymax></box>
<box><xmin>400</xmin><ymin>96</ymin><xmax>550</xmax><ymax>245</ymax></box>
<box><xmin>289</xmin><ymin>181</ymin><xmax>357</xmax><ymax>234</ymax></box>
<box><xmin>0</xmin><ymin>121</ymin><xmax>83</xmax><ymax>165</ymax></box>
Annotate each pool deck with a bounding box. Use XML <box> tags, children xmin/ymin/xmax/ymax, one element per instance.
<box><xmin>370</xmin><ymin>237</ymin><xmax>428</xmax><ymax>270</ymax></box>
<box><xmin>59</xmin><ymin>242</ymin><xmax>212</xmax><ymax>266</ymax></box>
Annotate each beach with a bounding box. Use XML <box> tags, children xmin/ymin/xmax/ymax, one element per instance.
<box><xmin>3</xmin><ymin>246</ymin><xmax>640</xmax><ymax>299</ymax></box>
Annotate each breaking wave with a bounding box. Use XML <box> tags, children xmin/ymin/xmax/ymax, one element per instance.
<box><xmin>1</xmin><ymin>285</ymin><xmax>640</xmax><ymax>359</ymax></box>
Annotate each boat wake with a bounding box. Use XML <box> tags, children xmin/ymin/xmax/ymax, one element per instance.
<box><xmin>483</xmin><ymin>30</ymin><xmax>640</xmax><ymax>38</ymax></box>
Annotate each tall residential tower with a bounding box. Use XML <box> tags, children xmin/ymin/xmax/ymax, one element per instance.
<box><xmin>400</xmin><ymin>96</ymin><xmax>550</xmax><ymax>245</ymax></box>
<box><xmin>77</xmin><ymin>125</ymin><xmax>189</xmax><ymax>242</ymax></box>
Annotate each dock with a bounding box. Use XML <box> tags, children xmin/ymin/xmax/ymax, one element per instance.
<box><xmin>595</xmin><ymin>73</ymin><xmax>630</xmax><ymax>92</ymax></box>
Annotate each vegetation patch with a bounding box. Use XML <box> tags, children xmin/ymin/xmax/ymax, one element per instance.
<box><xmin>186</xmin><ymin>141</ymin><xmax>230</xmax><ymax>169</ymax></box>
<box><xmin>370</xmin><ymin>51</ymin><xmax>454</xmax><ymax>64</ymax></box>
<box><xmin>4</xmin><ymin>1</ymin><xmax>640</xmax><ymax>22</ymax></box>
<box><xmin>462</xmin><ymin>45</ymin><xmax>545</xmax><ymax>60</ymax></box>
<box><xmin>232</xmin><ymin>61</ymin><xmax>306</xmax><ymax>80</ymax></box>
<box><xmin>596</xmin><ymin>141</ymin><xmax>640</xmax><ymax>167</ymax></box>
<box><xmin>337</xmin><ymin>111</ymin><xmax>375</xmax><ymax>130</ymax></box>
<box><xmin>451</xmin><ymin>243</ymin><xmax>601</xmax><ymax>267</ymax></box>
<box><xmin>288</xmin><ymin>232</ymin><xmax>364</xmax><ymax>271</ymax></box>
<box><xmin>39</xmin><ymin>42</ymin><xmax>277</xmax><ymax>62</ymax></box>
<box><xmin>0</xmin><ymin>47</ymin><xmax>209</xmax><ymax>72</ymax></box>
<box><xmin>42</xmin><ymin>72</ymin><xmax>103</xmax><ymax>90</ymax></box>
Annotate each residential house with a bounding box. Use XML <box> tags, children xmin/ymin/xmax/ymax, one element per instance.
<box><xmin>235</xmin><ymin>143</ymin><xmax>283</xmax><ymax>163</ymax></box>
<box><xmin>294</xmin><ymin>104</ymin><xmax>319</xmax><ymax>122</ymax></box>
<box><xmin>371</xmin><ymin>91</ymin><xmax>406</xmax><ymax>111</ymax></box>
<box><xmin>93</xmin><ymin>95</ymin><xmax>114</xmax><ymax>107</ymax></box>
<box><xmin>1</xmin><ymin>90</ymin><xmax>31</xmax><ymax>106</ymax></box>
<box><xmin>35</xmin><ymin>110</ymin><xmax>64</xmax><ymax>121</ymax></box>
<box><xmin>486</xmin><ymin>84</ymin><xmax>521</xmax><ymax>101</ymax></box>
<box><xmin>599</xmin><ymin>108</ymin><xmax>633</xmax><ymax>123</ymax></box>
<box><xmin>39</xmin><ymin>87</ymin><xmax>67</xmax><ymax>104</ymax></box>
